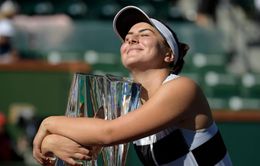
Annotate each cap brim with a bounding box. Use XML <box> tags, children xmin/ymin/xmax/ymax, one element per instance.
<box><xmin>113</xmin><ymin>6</ymin><xmax>152</xmax><ymax>41</ymax></box>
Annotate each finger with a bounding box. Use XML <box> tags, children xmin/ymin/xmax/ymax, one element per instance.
<box><xmin>65</xmin><ymin>158</ymin><xmax>77</xmax><ymax>166</ymax></box>
<box><xmin>73</xmin><ymin>153</ymin><xmax>91</xmax><ymax>161</ymax></box>
<box><xmin>33</xmin><ymin>132</ymin><xmax>48</xmax><ymax>164</ymax></box>
<box><xmin>78</xmin><ymin>147</ymin><xmax>90</xmax><ymax>155</ymax></box>
<box><xmin>33</xmin><ymin>148</ymin><xmax>45</xmax><ymax>164</ymax></box>
<box><xmin>33</xmin><ymin>122</ymin><xmax>49</xmax><ymax>149</ymax></box>
<box><xmin>83</xmin><ymin>155</ymin><xmax>92</xmax><ymax>161</ymax></box>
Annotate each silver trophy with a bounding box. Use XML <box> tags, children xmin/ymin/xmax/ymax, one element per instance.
<box><xmin>54</xmin><ymin>73</ymin><xmax>141</xmax><ymax>166</ymax></box>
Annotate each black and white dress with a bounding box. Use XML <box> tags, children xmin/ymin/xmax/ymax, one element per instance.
<box><xmin>133</xmin><ymin>74</ymin><xmax>232</xmax><ymax>166</ymax></box>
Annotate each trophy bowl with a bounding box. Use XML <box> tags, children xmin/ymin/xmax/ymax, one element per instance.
<box><xmin>54</xmin><ymin>73</ymin><xmax>141</xmax><ymax>166</ymax></box>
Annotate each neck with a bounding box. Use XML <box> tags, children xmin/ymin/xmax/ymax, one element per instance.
<box><xmin>131</xmin><ymin>69</ymin><xmax>170</xmax><ymax>100</ymax></box>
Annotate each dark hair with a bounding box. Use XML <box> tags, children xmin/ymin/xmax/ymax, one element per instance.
<box><xmin>161</xmin><ymin>22</ymin><xmax>189</xmax><ymax>75</ymax></box>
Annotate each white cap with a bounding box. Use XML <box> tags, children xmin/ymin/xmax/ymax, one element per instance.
<box><xmin>0</xmin><ymin>19</ymin><xmax>14</xmax><ymax>37</ymax></box>
<box><xmin>113</xmin><ymin>6</ymin><xmax>179</xmax><ymax>65</ymax></box>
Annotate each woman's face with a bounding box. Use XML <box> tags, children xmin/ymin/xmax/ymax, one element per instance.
<box><xmin>120</xmin><ymin>22</ymin><xmax>171</xmax><ymax>71</ymax></box>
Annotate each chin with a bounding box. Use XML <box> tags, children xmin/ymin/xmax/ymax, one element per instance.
<box><xmin>123</xmin><ymin>62</ymin><xmax>135</xmax><ymax>70</ymax></box>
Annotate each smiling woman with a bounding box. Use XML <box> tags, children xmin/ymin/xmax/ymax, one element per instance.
<box><xmin>33</xmin><ymin>6</ymin><xmax>233</xmax><ymax>166</ymax></box>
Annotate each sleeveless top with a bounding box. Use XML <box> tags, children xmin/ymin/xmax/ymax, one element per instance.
<box><xmin>133</xmin><ymin>74</ymin><xmax>232</xmax><ymax>166</ymax></box>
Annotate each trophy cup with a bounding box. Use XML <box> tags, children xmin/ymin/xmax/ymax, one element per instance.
<box><xmin>53</xmin><ymin>73</ymin><xmax>141</xmax><ymax>166</ymax></box>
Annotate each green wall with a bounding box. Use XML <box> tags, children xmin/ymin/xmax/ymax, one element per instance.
<box><xmin>0</xmin><ymin>71</ymin><xmax>73</xmax><ymax>117</ymax></box>
<box><xmin>218</xmin><ymin>122</ymin><xmax>260</xmax><ymax>166</ymax></box>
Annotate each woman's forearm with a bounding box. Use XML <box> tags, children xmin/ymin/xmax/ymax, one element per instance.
<box><xmin>43</xmin><ymin>116</ymin><xmax>111</xmax><ymax>146</ymax></box>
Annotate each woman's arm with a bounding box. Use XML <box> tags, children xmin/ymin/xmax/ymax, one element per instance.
<box><xmin>34</xmin><ymin>77</ymin><xmax>209</xmax><ymax>149</ymax></box>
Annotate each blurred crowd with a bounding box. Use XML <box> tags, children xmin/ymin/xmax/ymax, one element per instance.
<box><xmin>0</xmin><ymin>107</ymin><xmax>42</xmax><ymax>165</ymax></box>
<box><xmin>0</xmin><ymin>0</ymin><xmax>19</xmax><ymax>63</ymax></box>
<box><xmin>1</xmin><ymin>0</ymin><xmax>260</xmax><ymax>164</ymax></box>
<box><xmin>0</xmin><ymin>0</ymin><xmax>260</xmax><ymax>73</ymax></box>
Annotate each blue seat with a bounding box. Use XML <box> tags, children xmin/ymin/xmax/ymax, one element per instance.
<box><xmin>228</xmin><ymin>97</ymin><xmax>260</xmax><ymax>110</ymax></box>
<box><xmin>203</xmin><ymin>71</ymin><xmax>241</xmax><ymax>98</ymax></box>
<box><xmin>241</xmin><ymin>73</ymin><xmax>260</xmax><ymax>98</ymax></box>
<box><xmin>207</xmin><ymin>97</ymin><xmax>229</xmax><ymax>110</ymax></box>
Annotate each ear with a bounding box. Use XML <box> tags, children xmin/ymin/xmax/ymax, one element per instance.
<box><xmin>164</xmin><ymin>52</ymin><xmax>174</xmax><ymax>63</ymax></box>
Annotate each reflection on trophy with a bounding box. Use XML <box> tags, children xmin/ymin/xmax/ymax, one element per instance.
<box><xmin>54</xmin><ymin>73</ymin><xmax>141</xmax><ymax>166</ymax></box>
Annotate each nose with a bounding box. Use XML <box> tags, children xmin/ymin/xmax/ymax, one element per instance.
<box><xmin>128</xmin><ymin>35</ymin><xmax>139</xmax><ymax>44</ymax></box>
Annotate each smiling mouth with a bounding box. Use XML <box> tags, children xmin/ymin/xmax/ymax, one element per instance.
<box><xmin>127</xmin><ymin>48</ymin><xmax>142</xmax><ymax>54</ymax></box>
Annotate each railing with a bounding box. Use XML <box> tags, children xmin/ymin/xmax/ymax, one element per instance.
<box><xmin>213</xmin><ymin>110</ymin><xmax>260</xmax><ymax>122</ymax></box>
<box><xmin>0</xmin><ymin>60</ymin><xmax>91</xmax><ymax>73</ymax></box>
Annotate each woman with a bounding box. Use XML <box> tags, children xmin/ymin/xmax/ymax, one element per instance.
<box><xmin>33</xmin><ymin>6</ymin><xmax>232</xmax><ymax>166</ymax></box>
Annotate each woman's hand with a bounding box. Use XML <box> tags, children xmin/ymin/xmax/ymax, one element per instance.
<box><xmin>33</xmin><ymin>118</ymin><xmax>50</xmax><ymax>165</ymax></box>
<box><xmin>41</xmin><ymin>134</ymin><xmax>92</xmax><ymax>165</ymax></box>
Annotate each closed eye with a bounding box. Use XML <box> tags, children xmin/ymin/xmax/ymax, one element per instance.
<box><xmin>140</xmin><ymin>34</ymin><xmax>149</xmax><ymax>37</ymax></box>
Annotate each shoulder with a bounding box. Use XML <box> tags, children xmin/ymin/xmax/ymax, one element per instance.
<box><xmin>157</xmin><ymin>76</ymin><xmax>205</xmax><ymax>110</ymax></box>
<box><xmin>163</xmin><ymin>76</ymin><xmax>199</xmax><ymax>96</ymax></box>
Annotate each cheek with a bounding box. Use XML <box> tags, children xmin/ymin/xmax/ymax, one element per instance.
<box><xmin>120</xmin><ymin>44</ymin><xmax>127</xmax><ymax>55</ymax></box>
<box><xmin>120</xmin><ymin>44</ymin><xmax>128</xmax><ymax>65</ymax></box>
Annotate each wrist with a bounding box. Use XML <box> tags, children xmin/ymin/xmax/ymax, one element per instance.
<box><xmin>42</xmin><ymin>116</ymin><xmax>58</xmax><ymax>134</ymax></box>
<box><xmin>41</xmin><ymin>134</ymin><xmax>58</xmax><ymax>155</ymax></box>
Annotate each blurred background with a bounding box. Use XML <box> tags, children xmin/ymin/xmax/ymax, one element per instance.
<box><xmin>0</xmin><ymin>0</ymin><xmax>260</xmax><ymax>165</ymax></box>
